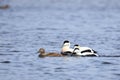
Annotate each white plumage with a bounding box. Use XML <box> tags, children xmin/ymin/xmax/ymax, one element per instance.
<box><xmin>61</xmin><ymin>40</ymin><xmax>73</xmax><ymax>55</ymax></box>
<box><xmin>73</xmin><ymin>44</ymin><xmax>99</xmax><ymax>57</ymax></box>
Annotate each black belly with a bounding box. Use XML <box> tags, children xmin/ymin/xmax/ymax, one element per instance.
<box><xmin>61</xmin><ymin>51</ymin><xmax>72</xmax><ymax>56</ymax></box>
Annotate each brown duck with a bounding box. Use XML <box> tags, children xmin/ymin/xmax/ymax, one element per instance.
<box><xmin>38</xmin><ymin>48</ymin><xmax>63</xmax><ymax>57</ymax></box>
<box><xmin>0</xmin><ymin>5</ymin><xmax>9</xmax><ymax>9</ymax></box>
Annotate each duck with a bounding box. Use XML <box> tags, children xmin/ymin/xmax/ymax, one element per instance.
<box><xmin>38</xmin><ymin>48</ymin><xmax>63</xmax><ymax>57</ymax></box>
<box><xmin>72</xmin><ymin>44</ymin><xmax>99</xmax><ymax>57</ymax></box>
<box><xmin>61</xmin><ymin>40</ymin><xmax>74</xmax><ymax>56</ymax></box>
<box><xmin>0</xmin><ymin>5</ymin><xmax>9</xmax><ymax>9</ymax></box>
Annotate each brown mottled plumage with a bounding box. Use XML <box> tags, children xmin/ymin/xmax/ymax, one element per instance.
<box><xmin>38</xmin><ymin>48</ymin><xmax>63</xmax><ymax>57</ymax></box>
<box><xmin>0</xmin><ymin>5</ymin><xmax>9</xmax><ymax>9</ymax></box>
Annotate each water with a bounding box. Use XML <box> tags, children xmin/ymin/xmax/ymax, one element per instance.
<box><xmin>0</xmin><ymin>0</ymin><xmax>120</xmax><ymax>80</ymax></box>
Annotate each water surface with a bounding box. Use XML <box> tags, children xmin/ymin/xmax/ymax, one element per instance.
<box><xmin>0</xmin><ymin>0</ymin><xmax>120</xmax><ymax>80</ymax></box>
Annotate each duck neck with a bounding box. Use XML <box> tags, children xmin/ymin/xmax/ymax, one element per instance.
<box><xmin>39</xmin><ymin>52</ymin><xmax>46</xmax><ymax>57</ymax></box>
<box><xmin>63</xmin><ymin>45</ymin><xmax>70</xmax><ymax>50</ymax></box>
<box><xmin>62</xmin><ymin>46</ymin><xmax>73</xmax><ymax>52</ymax></box>
<box><xmin>40</xmin><ymin>52</ymin><xmax>46</xmax><ymax>55</ymax></box>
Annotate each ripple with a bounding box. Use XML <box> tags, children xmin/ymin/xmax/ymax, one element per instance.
<box><xmin>54</xmin><ymin>67</ymin><xmax>67</xmax><ymax>72</ymax></box>
<box><xmin>0</xmin><ymin>61</ymin><xmax>11</xmax><ymax>63</ymax></box>
<box><xmin>44</xmin><ymin>72</ymin><xmax>53</xmax><ymax>75</ymax></box>
<box><xmin>101</xmin><ymin>61</ymin><xmax>113</xmax><ymax>65</ymax></box>
<box><xmin>113</xmin><ymin>73</ymin><xmax>120</xmax><ymax>76</ymax></box>
<box><xmin>0</xmin><ymin>53</ymin><xmax>13</xmax><ymax>55</ymax></box>
<box><xmin>9</xmin><ymin>50</ymin><xmax>21</xmax><ymax>52</ymax></box>
<box><xmin>99</xmin><ymin>55</ymin><xmax>120</xmax><ymax>57</ymax></box>
<box><xmin>0</xmin><ymin>31</ymin><xmax>11</xmax><ymax>34</ymax></box>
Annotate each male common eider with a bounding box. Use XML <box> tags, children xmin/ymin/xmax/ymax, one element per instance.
<box><xmin>61</xmin><ymin>40</ymin><xmax>74</xmax><ymax>56</ymax></box>
<box><xmin>38</xmin><ymin>48</ymin><xmax>63</xmax><ymax>57</ymax></box>
<box><xmin>72</xmin><ymin>44</ymin><xmax>99</xmax><ymax>57</ymax></box>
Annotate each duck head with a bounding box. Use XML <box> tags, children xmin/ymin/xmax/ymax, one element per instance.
<box><xmin>74</xmin><ymin>44</ymin><xmax>80</xmax><ymax>49</ymax></box>
<box><xmin>38</xmin><ymin>48</ymin><xmax>45</xmax><ymax>55</ymax></box>
<box><xmin>73</xmin><ymin>48</ymin><xmax>80</xmax><ymax>54</ymax></box>
<box><xmin>62</xmin><ymin>40</ymin><xmax>70</xmax><ymax>48</ymax></box>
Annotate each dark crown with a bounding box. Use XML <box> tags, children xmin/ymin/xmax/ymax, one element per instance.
<box><xmin>63</xmin><ymin>40</ymin><xmax>69</xmax><ymax>44</ymax></box>
<box><xmin>74</xmin><ymin>44</ymin><xmax>79</xmax><ymax>46</ymax></box>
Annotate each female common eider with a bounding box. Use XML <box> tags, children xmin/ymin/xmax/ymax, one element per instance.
<box><xmin>61</xmin><ymin>40</ymin><xmax>74</xmax><ymax>56</ymax></box>
<box><xmin>38</xmin><ymin>48</ymin><xmax>63</xmax><ymax>57</ymax></box>
<box><xmin>72</xmin><ymin>44</ymin><xmax>99</xmax><ymax>57</ymax></box>
<box><xmin>0</xmin><ymin>5</ymin><xmax>9</xmax><ymax>9</ymax></box>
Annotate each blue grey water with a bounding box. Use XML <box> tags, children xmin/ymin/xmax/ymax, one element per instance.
<box><xmin>0</xmin><ymin>0</ymin><xmax>120</xmax><ymax>80</ymax></box>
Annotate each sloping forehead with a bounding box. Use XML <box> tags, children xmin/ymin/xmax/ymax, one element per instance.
<box><xmin>40</xmin><ymin>48</ymin><xmax>45</xmax><ymax>51</ymax></box>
